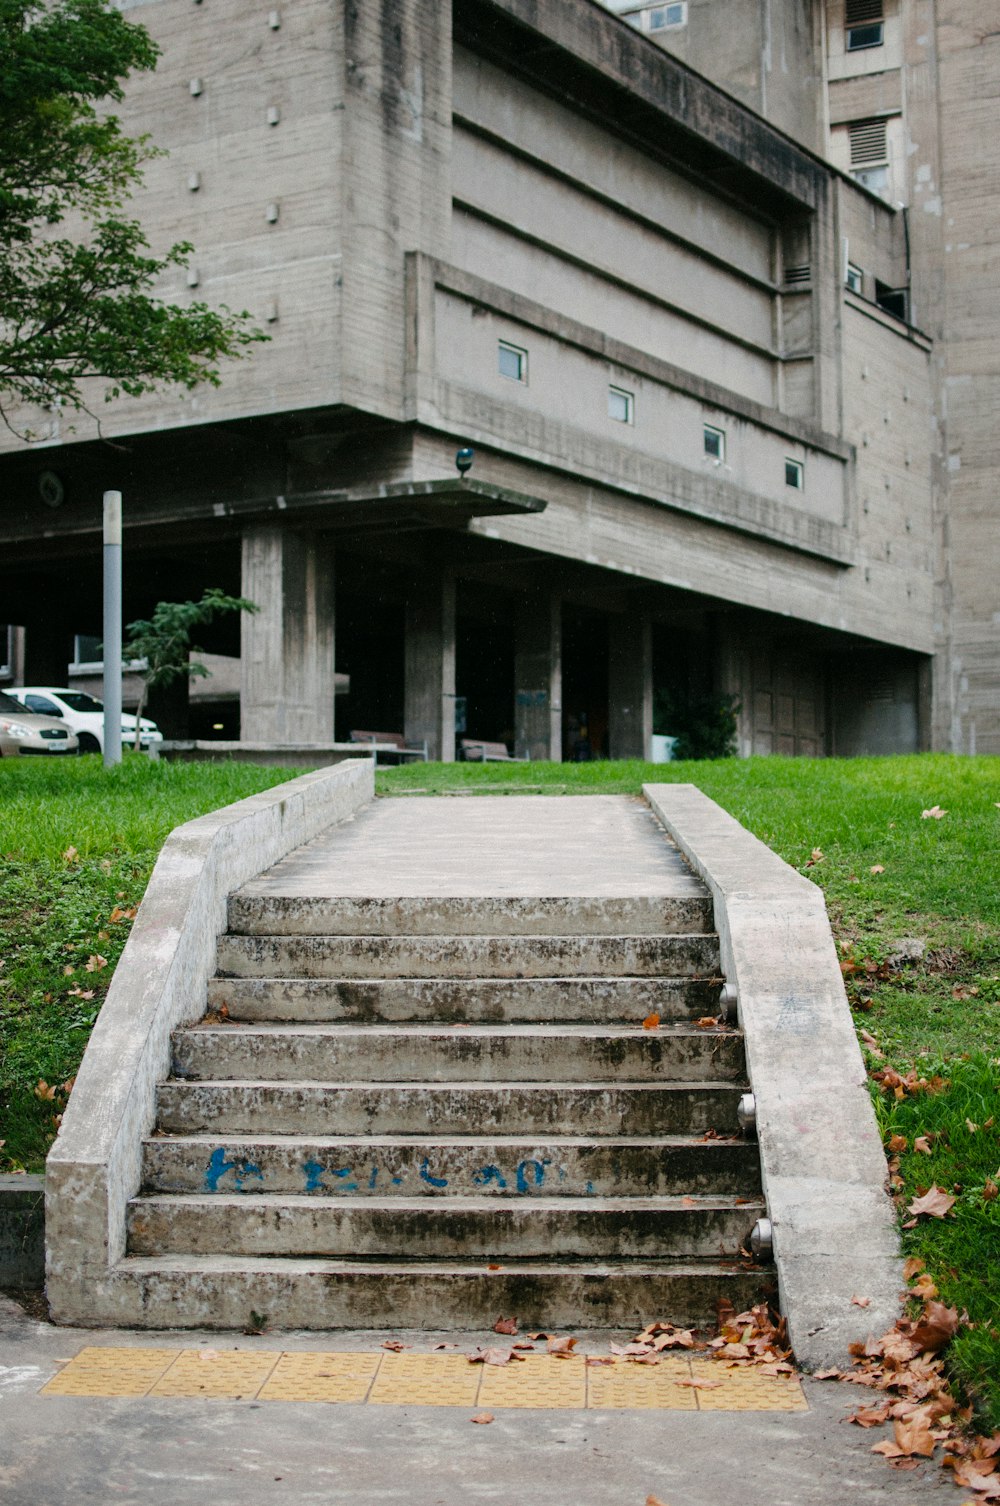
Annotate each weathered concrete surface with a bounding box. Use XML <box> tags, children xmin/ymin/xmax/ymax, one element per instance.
<box><xmin>0</xmin><ymin>1296</ymin><xmax>948</xmax><ymax>1506</ymax></box>
<box><xmin>154</xmin><ymin>1080</ymin><xmax>744</xmax><ymax>1139</ymax></box>
<box><xmin>141</xmin><ymin>1134</ymin><xmax>763</xmax><ymax>1198</ymax></box>
<box><xmin>0</xmin><ymin>1175</ymin><xmax>45</xmax><ymax>1289</ymax></box>
<box><xmin>171</xmin><ymin>1021</ymin><xmax>746</xmax><ymax>1082</ymax></box>
<box><xmin>239</xmin><ymin>794</ymin><xmax>707</xmax><ymax>899</ymax></box>
<box><xmin>644</xmin><ymin>784</ymin><xmax>902</xmax><ymax>1371</ymax></box>
<box><xmin>206</xmin><ymin>973</ymin><xmax>724</xmax><ymax>1023</ymax></box>
<box><xmin>45</xmin><ymin>762</ymin><xmax>374</xmax><ymax>1327</ymax></box>
<box><xmin>216</xmin><ymin>931</ymin><xmax>720</xmax><ymax>980</ymax></box>
<box><xmin>126</xmin><ymin>1193</ymin><xmax>762</xmax><ymax>1260</ymax></box>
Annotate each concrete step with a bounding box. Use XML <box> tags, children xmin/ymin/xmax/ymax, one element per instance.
<box><xmin>227</xmin><ymin>893</ymin><xmax>714</xmax><ymax>938</ymax></box>
<box><xmin>127</xmin><ymin>1193</ymin><xmax>764</xmax><ymax>1261</ymax></box>
<box><xmin>141</xmin><ymin>1134</ymin><xmax>764</xmax><ymax>1199</ymax></box>
<box><xmin>171</xmin><ymin>1023</ymin><xmax>745</xmax><ymax>1084</ymax></box>
<box><xmin>205</xmin><ymin>974</ymin><xmax>725</xmax><ymax>1024</ymax></box>
<box><xmin>107</xmin><ymin>1253</ymin><xmax>775</xmax><ymax>1330</ymax></box>
<box><xmin>155</xmin><ymin>1080</ymin><xmax>744</xmax><ymax>1137</ymax></box>
<box><xmin>215</xmin><ymin>933</ymin><xmax>721</xmax><ymax>981</ymax></box>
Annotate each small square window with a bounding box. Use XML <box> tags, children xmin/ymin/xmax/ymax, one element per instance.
<box><xmin>845</xmin><ymin>263</ymin><xmax>863</xmax><ymax>295</ymax></box>
<box><xmin>498</xmin><ymin>341</ymin><xmax>527</xmax><ymax>383</ymax></box>
<box><xmin>785</xmin><ymin>458</ymin><xmax>804</xmax><ymax>490</ymax></box>
<box><xmin>649</xmin><ymin>2</ymin><xmax>686</xmax><ymax>30</ymax></box>
<box><xmin>608</xmin><ymin>385</ymin><xmax>634</xmax><ymax>424</ymax></box>
<box><xmin>703</xmin><ymin>424</ymin><xmax>726</xmax><ymax>462</ymax></box>
<box><xmin>847</xmin><ymin>21</ymin><xmax>883</xmax><ymax>49</ymax></box>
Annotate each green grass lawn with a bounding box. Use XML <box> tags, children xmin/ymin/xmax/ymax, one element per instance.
<box><xmin>2</xmin><ymin>750</ymin><xmax>998</xmax><ymax>1420</ymax></box>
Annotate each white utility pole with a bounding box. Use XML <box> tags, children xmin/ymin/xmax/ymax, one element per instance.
<box><xmin>102</xmin><ymin>491</ymin><xmax>122</xmax><ymax>768</ymax></box>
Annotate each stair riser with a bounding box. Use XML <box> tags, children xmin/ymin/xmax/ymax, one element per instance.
<box><xmin>215</xmin><ymin>934</ymin><xmax>721</xmax><ymax>981</ymax></box>
<box><xmin>142</xmin><ymin>1138</ymin><xmax>764</xmax><ymax>1199</ymax></box>
<box><xmin>205</xmin><ymin>976</ymin><xmax>725</xmax><ymax>1024</ymax></box>
<box><xmin>156</xmin><ymin>1083</ymin><xmax>743</xmax><ymax>1138</ymax></box>
<box><xmin>100</xmin><ymin>1264</ymin><xmax>775</xmax><ymax>1331</ymax></box>
<box><xmin>171</xmin><ymin>1030</ymin><xmax>746</xmax><ymax>1084</ymax></box>
<box><xmin>127</xmin><ymin>1200</ymin><xmax>761</xmax><ymax>1260</ymax></box>
<box><xmin>228</xmin><ymin>894</ymin><xmax>713</xmax><ymax>938</ymax></box>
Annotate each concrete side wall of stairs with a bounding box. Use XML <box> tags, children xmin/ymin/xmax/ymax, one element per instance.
<box><xmin>44</xmin><ymin>761</ymin><xmax>375</xmax><ymax>1321</ymax></box>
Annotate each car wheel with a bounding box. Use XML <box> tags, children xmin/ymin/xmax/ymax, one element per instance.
<box><xmin>77</xmin><ymin>733</ymin><xmax>101</xmax><ymax>754</ymax></box>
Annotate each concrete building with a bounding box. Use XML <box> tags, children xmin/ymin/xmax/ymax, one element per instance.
<box><xmin>3</xmin><ymin>0</ymin><xmax>981</xmax><ymax>758</ymax></box>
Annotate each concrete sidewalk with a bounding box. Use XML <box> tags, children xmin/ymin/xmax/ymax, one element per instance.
<box><xmin>0</xmin><ymin>1295</ymin><xmax>944</xmax><ymax>1506</ymax></box>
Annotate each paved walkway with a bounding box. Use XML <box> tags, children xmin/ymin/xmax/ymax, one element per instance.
<box><xmin>240</xmin><ymin>795</ymin><xmax>706</xmax><ymax>897</ymax></box>
<box><xmin>0</xmin><ymin>1296</ymin><xmax>945</xmax><ymax>1506</ymax></box>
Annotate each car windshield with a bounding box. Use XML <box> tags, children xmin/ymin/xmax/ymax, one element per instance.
<box><xmin>52</xmin><ymin>691</ymin><xmax>104</xmax><ymax>713</ymax></box>
<box><xmin>0</xmin><ymin>692</ymin><xmax>27</xmax><ymax>714</ymax></box>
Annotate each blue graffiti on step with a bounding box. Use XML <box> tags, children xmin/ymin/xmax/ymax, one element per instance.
<box><xmin>204</xmin><ymin>1147</ymin><xmax>263</xmax><ymax>1192</ymax></box>
<box><xmin>368</xmin><ymin>1166</ymin><xmax>379</xmax><ymax>1190</ymax></box>
<box><xmin>303</xmin><ymin>1159</ymin><xmax>327</xmax><ymax>1192</ymax></box>
<box><xmin>473</xmin><ymin>1165</ymin><xmax>508</xmax><ymax>1189</ymax></box>
<box><xmin>516</xmin><ymin>1158</ymin><xmax>551</xmax><ymax>1193</ymax></box>
<box><xmin>331</xmin><ymin>1166</ymin><xmax>360</xmax><ymax>1192</ymax></box>
<box><xmin>419</xmin><ymin>1157</ymin><xmax>448</xmax><ymax>1188</ymax></box>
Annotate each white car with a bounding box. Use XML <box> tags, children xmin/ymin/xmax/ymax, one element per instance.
<box><xmin>10</xmin><ymin>687</ymin><xmax>163</xmax><ymax>755</ymax></box>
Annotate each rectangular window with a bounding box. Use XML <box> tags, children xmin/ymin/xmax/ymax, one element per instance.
<box><xmin>845</xmin><ymin>0</ymin><xmax>883</xmax><ymax>48</ymax></box>
<box><xmin>608</xmin><ymin>385</ymin><xmax>634</xmax><ymax>424</ymax></box>
<box><xmin>703</xmin><ymin>424</ymin><xmax>726</xmax><ymax>462</ymax></box>
<box><xmin>847</xmin><ymin>21</ymin><xmax>883</xmax><ymax>48</ymax></box>
<box><xmin>649</xmin><ymin>2</ymin><xmax>686</xmax><ymax>30</ymax></box>
<box><xmin>845</xmin><ymin>263</ymin><xmax>864</xmax><ymax>294</ymax></box>
<box><xmin>785</xmin><ymin>458</ymin><xmax>804</xmax><ymax>490</ymax></box>
<box><xmin>875</xmin><ymin>281</ymin><xmax>908</xmax><ymax>322</ymax></box>
<box><xmin>497</xmin><ymin>340</ymin><xmax>527</xmax><ymax>383</ymax></box>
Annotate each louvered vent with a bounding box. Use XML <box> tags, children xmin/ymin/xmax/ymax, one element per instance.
<box><xmin>784</xmin><ymin>264</ymin><xmax>811</xmax><ymax>286</ymax></box>
<box><xmin>849</xmin><ymin>118</ymin><xmax>888</xmax><ymax>165</ymax></box>
<box><xmin>845</xmin><ymin>0</ymin><xmax>882</xmax><ymax>22</ymax></box>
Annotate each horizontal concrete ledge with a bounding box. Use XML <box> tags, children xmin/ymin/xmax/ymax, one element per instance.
<box><xmin>158</xmin><ymin>743</ymin><xmax>375</xmax><ymax>767</ymax></box>
<box><xmin>45</xmin><ymin>760</ymin><xmax>374</xmax><ymax>1326</ymax></box>
<box><xmin>643</xmin><ymin>784</ymin><xmax>901</xmax><ymax>1371</ymax></box>
<box><xmin>0</xmin><ymin>1174</ymin><xmax>45</xmax><ymax>1289</ymax></box>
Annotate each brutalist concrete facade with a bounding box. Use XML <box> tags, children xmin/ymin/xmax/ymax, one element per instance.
<box><xmin>0</xmin><ymin>0</ymin><xmax>949</xmax><ymax>758</ymax></box>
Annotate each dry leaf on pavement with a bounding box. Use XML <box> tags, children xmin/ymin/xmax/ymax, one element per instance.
<box><xmin>493</xmin><ymin>1316</ymin><xmax>518</xmax><ymax>1335</ymax></box>
<box><xmin>470</xmin><ymin>1412</ymin><xmax>494</xmax><ymax>1425</ymax></box>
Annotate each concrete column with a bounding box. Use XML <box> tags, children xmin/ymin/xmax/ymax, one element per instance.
<box><xmin>404</xmin><ymin>573</ymin><xmax>455</xmax><ymax>762</ymax></box>
<box><xmin>514</xmin><ymin>593</ymin><xmax>562</xmax><ymax>762</ymax></box>
<box><xmin>608</xmin><ymin>613</ymin><xmax>653</xmax><ymax>760</ymax></box>
<box><xmin>240</xmin><ymin>526</ymin><xmax>335</xmax><ymax>743</ymax></box>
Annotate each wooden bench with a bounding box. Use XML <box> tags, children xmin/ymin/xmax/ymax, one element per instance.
<box><xmin>349</xmin><ymin>730</ymin><xmax>429</xmax><ymax>764</ymax></box>
<box><xmin>460</xmin><ymin>738</ymin><xmax>529</xmax><ymax>763</ymax></box>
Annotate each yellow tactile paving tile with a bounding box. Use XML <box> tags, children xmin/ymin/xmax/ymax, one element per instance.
<box><xmin>687</xmin><ymin>1360</ymin><xmax>809</xmax><ymax>1412</ymax></box>
<box><xmin>258</xmin><ymin>1350</ymin><xmax>380</xmax><ymax>1403</ymax></box>
<box><xmin>40</xmin><ymin>1347</ymin><xmax>808</xmax><ymax>1411</ymax></box>
<box><xmin>586</xmin><ymin>1357</ymin><xmax>698</xmax><ymax>1410</ymax></box>
<box><xmin>369</xmin><ymin>1351</ymin><xmax>481</xmax><ymax>1407</ymax></box>
<box><xmin>148</xmin><ymin>1348</ymin><xmax>280</xmax><ymax>1399</ymax></box>
<box><xmin>478</xmin><ymin>1353</ymin><xmax>587</xmax><ymax>1410</ymax></box>
<box><xmin>41</xmin><ymin>1347</ymin><xmax>177</xmax><ymax>1397</ymax></box>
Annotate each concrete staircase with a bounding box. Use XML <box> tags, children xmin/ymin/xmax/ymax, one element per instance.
<box><xmin>124</xmin><ymin>888</ymin><xmax>773</xmax><ymax>1329</ymax></box>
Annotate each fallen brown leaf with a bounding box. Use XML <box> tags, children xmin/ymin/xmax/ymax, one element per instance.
<box><xmin>695</xmin><ymin>1017</ymin><xmax>719</xmax><ymax>1029</ymax></box>
<box><xmin>493</xmin><ymin>1316</ymin><xmax>518</xmax><ymax>1335</ymax></box>
<box><xmin>852</xmin><ymin>1295</ymin><xmax>871</xmax><ymax>1308</ymax></box>
<box><xmin>381</xmin><ymin>1339</ymin><xmax>408</xmax><ymax>1352</ymax></box>
<box><xmin>586</xmin><ymin>1356</ymin><xmax>616</xmax><ymax>1367</ymax></box>
<box><xmin>870</xmin><ymin>864</ymin><xmax>885</xmax><ymax>874</ymax></box>
<box><xmin>913</xmin><ymin>1135</ymin><xmax>933</xmax><ymax>1154</ymax></box>
<box><xmin>903</xmin><ymin>1256</ymin><xmax>926</xmax><ymax>1280</ymax></box>
<box><xmin>642</xmin><ymin>1013</ymin><xmax>661</xmax><ymax>1030</ymax></box>
<box><xmin>468</xmin><ymin>1346</ymin><xmax>522</xmax><ymax>1367</ymax></box>
<box><xmin>908</xmin><ymin>1186</ymin><xmax>956</xmax><ymax>1220</ymax></box>
<box><xmin>848</xmin><ymin>1403</ymin><xmax>892</xmax><ymax>1427</ymax></box>
<box><xmin>547</xmin><ymin>1336</ymin><xmax>578</xmax><ymax>1356</ymax></box>
<box><xmin>676</xmin><ymin>1378</ymin><xmax>723</xmax><ymax>1390</ymax></box>
<box><xmin>470</xmin><ymin>1412</ymin><xmax>494</xmax><ymax>1425</ymax></box>
<box><xmin>909</xmin><ymin>1302</ymin><xmax>960</xmax><ymax>1354</ymax></box>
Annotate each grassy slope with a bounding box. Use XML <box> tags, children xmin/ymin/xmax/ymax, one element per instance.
<box><xmin>0</xmin><ymin>756</ymin><xmax>300</xmax><ymax>1167</ymax></box>
<box><xmin>2</xmin><ymin>751</ymin><xmax>998</xmax><ymax>1417</ymax></box>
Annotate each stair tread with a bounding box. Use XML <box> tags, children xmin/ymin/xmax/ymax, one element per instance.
<box><xmin>146</xmin><ymin>1132</ymin><xmax>748</xmax><ymax>1147</ymax></box>
<box><xmin>131</xmin><ymin>1192</ymin><xmax>764</xmax><ymax>1212</ymax></box>
<box><xmin>180</xmin><ymin>1022</ymin><xmax>736</xmax><ymax>1038</ymax></box>
<box><xmin>119</xmin><ymin>1252</ymin><xmax>768</xmax><ymax>1275</ymax></box>
<box><xmin>162</xmin><ymin>1077</ymin><xmax>746</xmax><ymax>1090</ymax></box>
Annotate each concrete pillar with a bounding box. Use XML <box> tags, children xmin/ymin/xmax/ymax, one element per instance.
<box><xmin>514</xmin><ymin>593</ymin><xmax>562</xmax><ymax>762</ymax></box>
<box><xmin>608</xmin><ymin>614</ymin><xmax>653</xmax><ymax>760</ymax></box>
<box><xmin>240</xmin><ymin>526</ymin><xmax>336</xmax><ymax>743</ymax></box>
<box><xmin>404</xmin><ymin>573</ymin><xmax>455</xmax><ymax>762</ymax></box>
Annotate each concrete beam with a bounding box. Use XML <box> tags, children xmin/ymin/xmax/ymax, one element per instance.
<box><xmin>514</xmin><ymin>592</ymin><xmax>562</xmax><ymax>762</ymax></box>
<box><xmin>405</xmin><ymin>573</ymin><xmax>456</xmax><ymax>762</ymax></box>
<box><xmin>609</xmin><ymin>615</ymin><xmax>652</xmax><ymax>760</ymax></box>
<box><xmin>241</xmin><ymin>527</ymin><xmax>336</xmax><ymax>745</ymax></box>
<box><xmin>45</xmin><ymin>761</ymin><xmax>374</xmax><ymax>1326</ymax></box>
<box><xmin>643</xmin><ymin>783</ymin><xmax>901</xmax><ymax>1371</ymax></box>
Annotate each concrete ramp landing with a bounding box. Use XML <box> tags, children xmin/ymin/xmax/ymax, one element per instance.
<box><xmin>122</xmin><ymin>796</ymin><xmax>773</xmax><ymax>1330</ymax></box>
